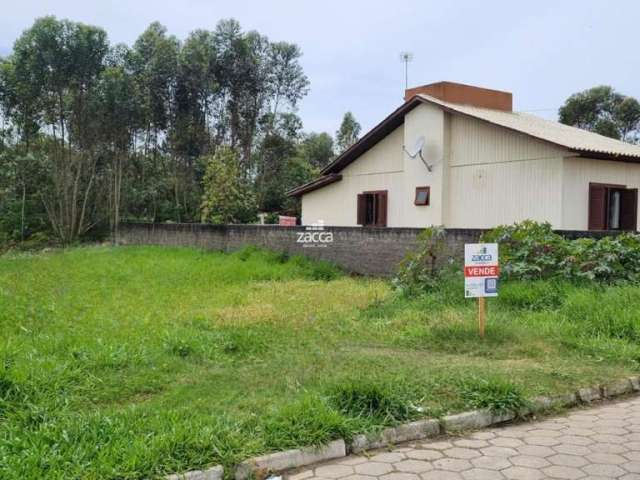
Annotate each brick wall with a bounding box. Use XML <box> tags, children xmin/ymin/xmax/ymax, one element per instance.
<box><xmin>119</xmin><ymin>223</ymin><xmax>485</xmax><ymax>276</ymax></box>
<box><xmin>118</xmin><ymin>223</ymin><xmax>620</xmax><ymax>276</ymax></box>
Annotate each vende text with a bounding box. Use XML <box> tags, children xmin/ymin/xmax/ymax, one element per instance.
<box><xmin>464</xmin><ymin>266</ymin><xmax>500</xmax><ymax>277</ymax></box>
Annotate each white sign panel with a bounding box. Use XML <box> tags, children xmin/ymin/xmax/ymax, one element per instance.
<box><xmin>464</xmin><ymin>243</ymin><xmax>499</xmax><ymax>298</ymax></box>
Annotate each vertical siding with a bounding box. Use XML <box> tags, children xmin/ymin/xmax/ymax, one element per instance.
<box><xmin>450</xmin><ymin>114</ymin><xmax>566</xmax><ymax>166</ymax></box>
<box><xmin>562</xmin><ymin>157</ymin><xmax>640</xmax><ymax>230</ymax></box>
<box><xmin>302</xmin><ymin>104</ymin><xmax>447</xmax><ymax>228</ymax></box>
<box><xmin>301</xmin><ymin>125</ymin><xmax>406</xmax><ymax>226</ymax></box>
<box><xmin>447</xmin><ymin>115</ymin><xmax>566</xmax><ymax>228</ymax></box>
<box><xmin>448</xmin><ymin>158</ymin><xmax>563</xmax><ymax>228</ymax></box>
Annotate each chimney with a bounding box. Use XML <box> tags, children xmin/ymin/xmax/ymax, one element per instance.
<box><xmin>404</xmin><ymin>81</ymin><xmax>513</xmax><ymax>112</ymax></box>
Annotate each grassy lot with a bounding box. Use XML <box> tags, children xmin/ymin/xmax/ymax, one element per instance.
<box><xmin>1</xmin><ymin>246</ymin><xmax>640</xmax><ymax>479</ymax></box>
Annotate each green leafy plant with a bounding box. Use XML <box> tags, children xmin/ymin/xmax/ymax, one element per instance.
<box><xmin>393</xmin><ymin>226</ymin><xmax>456</xmax><ymax>295</ymax></box>
<box><xmin>200</xmin><ymin>147</ymin><xmax>258</xmax><ymax>225</ymax></box>
<box><xmin>482</xmin><ymin>220</ymin><xmax>640</xmax><ymax>283</ymax></box>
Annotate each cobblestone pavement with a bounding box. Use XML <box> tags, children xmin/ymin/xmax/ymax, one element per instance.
<box><xmin>289</xmin><ymin>397</ymin><xmax>640</xmax><ymax>480</ymax></box>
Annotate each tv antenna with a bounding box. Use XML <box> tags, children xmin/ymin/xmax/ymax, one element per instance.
<box><xmin>399</xmin><ymin>51</ymin><xmax>413</xmax><ymax>90</ymax></box>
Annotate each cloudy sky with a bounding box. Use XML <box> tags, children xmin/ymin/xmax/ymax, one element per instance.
<box><xmin>1</xmin><ymin>1</ymin><xmax>638</xmax><ymax>134</ymax></box>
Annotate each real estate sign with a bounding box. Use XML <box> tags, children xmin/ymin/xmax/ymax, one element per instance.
<box><xmin>464</xmin><ymin>243</ymin><xmax>499</xmax><ymax>298</ymax></box>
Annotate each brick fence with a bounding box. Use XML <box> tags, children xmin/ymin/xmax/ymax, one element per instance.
<box><xmin>118</xmin><ymin>223</ymin><xmax>617</xmax><ymax>276</ymax></box>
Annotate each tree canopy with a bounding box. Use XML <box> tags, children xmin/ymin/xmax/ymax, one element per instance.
<box><xmin>0</xmin><ymin>16</ymin><xmax>342</xmax><ymax>245</ymax></box>
<box><xmin>559</xmin><ymin>85</ymin><xmax>640</xmax><ymax>143</ymax></box>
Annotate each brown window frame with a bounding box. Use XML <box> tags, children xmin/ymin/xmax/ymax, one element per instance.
<box><xmin>357</xmin><ymin>190</ymin><xmax>388</xmax><ymax>227</ymax></box>
<box><xmin>414</xmin><ymin>186</ymin><xmax>430</xmax><ymax>206</ymax></box>
<box><xmin>588</xmin><ymin>182</ymin><xmax>638</xmax><ymax>231</ymax></box>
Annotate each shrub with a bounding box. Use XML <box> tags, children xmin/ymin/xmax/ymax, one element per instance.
<box><xmin>393</xmin><ymin>226</ymin><xmax>456</xmax><ymax>295</ymax></box>
<box><xmin>482</xmin><ymin>220</ymin><xmax>640</xmax><ymax>283</ymax></box>
<box><xmin>562</xmin><ymin>234</ymin><xmax>640</xmax><ymax>282</ymax></box>
<box><xmin>481</xmin><ymin>221</ymin><xmax>568</xmax><ymax>280</ymax></box>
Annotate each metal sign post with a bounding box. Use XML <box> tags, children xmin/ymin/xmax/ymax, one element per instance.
<box><xmin>464</xmin><ymin>243</ymin><xmax>499</xmax><ymax>337</ymax></box>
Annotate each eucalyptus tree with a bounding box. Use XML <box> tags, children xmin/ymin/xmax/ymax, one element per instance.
<box><xmin>129</xmin><ymin>22</ymin><xmax>179</xmax><ymax>158</ymax></box>
<box><xmin>95</xmin><ymin>44</ymin><xmax>142</xmax><ymax>241</ymax></box>
<box><xmin>3</xmin><ymin>16</ymin><xmax>109</xmax><ymax>243</ymax></box>
<box><xmin>336</xmin><ymin>112</ymin><xmax>361</xmax><ymax>153</ymax></box>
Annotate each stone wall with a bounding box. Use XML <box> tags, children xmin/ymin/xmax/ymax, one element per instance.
<box><xmin>119</xmin><ymin>223</ymin><xmax>484</xmax><ymax>276</ymax></box>
<box><xmin>119</xmin><ymin>223</ymin><xmax>620</xmax><ymax>276</ymax></box>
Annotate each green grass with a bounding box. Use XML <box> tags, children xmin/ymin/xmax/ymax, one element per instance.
<box><xmin>1</xmin><ymin>246</ymin><xmax>639</xmax><ymax>479</ymax></box>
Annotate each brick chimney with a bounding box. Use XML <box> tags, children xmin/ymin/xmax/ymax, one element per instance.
<box><xmin>404</xmin><ymin>81</ymin><xmax>512</xmax><ymax>112</ymax></box>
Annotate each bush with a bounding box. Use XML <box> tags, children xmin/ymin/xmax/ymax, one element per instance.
<box><xmin>393</xmin><ymin>226</ymin><xmax>456</xmax><ymax>295</ymax></box>
<box><xmin>481</xmin><ymin>221</ymin><xmax>568</xmax><ymax>279</ymax></box>
<box><xmin>482</xmin><ymin>220</ymin><xmax>640</xmax><ymax>283</ymax></box>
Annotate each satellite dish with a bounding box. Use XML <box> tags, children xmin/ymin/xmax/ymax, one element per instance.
<box><xmin>409</xmin><ymin>136</ymin><xmax>425</xmax><ymax>157</ymax></box>
<box><xmin>403</xmin><ymin>135</ymin><xmax>434</xmax><ymax>172</ymax></box>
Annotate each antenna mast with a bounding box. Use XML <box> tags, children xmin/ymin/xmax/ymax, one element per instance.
<box><xmin>399</xmin><ymin>51</ymin><xmax>413</xmax><ymax>90</ymax></box>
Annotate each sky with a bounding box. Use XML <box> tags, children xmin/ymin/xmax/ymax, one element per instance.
<box><xmin>1</xmin><ymin>1</ymin><xmax>639</xmax><ymax>135</ymax></box>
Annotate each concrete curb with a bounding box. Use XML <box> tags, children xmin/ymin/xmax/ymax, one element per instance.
<box><xmin>167</xmin><ymin>375</ymin><xmax>640</xmax><ymax>479</ymax></box>
<box><xmin>350</xmin><ymin>419</ymin><xmax>440</xmax><ymax>453</ymax></box>
<box><xmin>166</xmin><ymin>465</ymin><xmax>224</xmax><ymax>480</ymax></box>
<box><xmin>235</xmin><ymin>440</ymin><xmax>346</xmax><ymax>480</ymax></box>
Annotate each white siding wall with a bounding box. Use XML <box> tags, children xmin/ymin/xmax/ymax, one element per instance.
<box><xmin>301</xmin><ymin>105</ymin><xmax>640</xmax><ymax>230</ymax></box>
<box><xmin>562</xmin><ymin>157</ymin><xmax>640</xmax><ymax>230</ymax></box>
<box><xmin>446</xmin><ymin>115</ymin><xmax>566</xmax><ymax>228</ymax></box>
<box><xmin>301</xmin><ymin>103</ymin><xmax>447</xmax><ymax>227</ymax></box>
<box><xmin>301</xmin><ymin>126</ymin><xmax>405</xmax><ymax>226</ymax></box>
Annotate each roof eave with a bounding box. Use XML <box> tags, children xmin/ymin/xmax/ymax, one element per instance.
<box><xmin>570</xmin><ymin>149</ymin><xmax>640</xmax><ymax>163</ymax></box>
<box><xmin>320</xmin><ymin>96</ymin><xmax>425</xmax><ymax>175</ymax></box>
<box><xmin>287</xmin><ymin>174</ymin><xmax>343</xmax><ymax>197</ymax></box>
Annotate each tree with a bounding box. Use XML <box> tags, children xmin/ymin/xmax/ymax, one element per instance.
<box><xmin>3</xmin><ymin>16</ymin><xmax>109</xmax><ymax>243</ymax></box>
<box><xmin>299</xmin><ymin>132</ymin><xmax>334</xmax><ymax>169</ymax></box>
<box><xmin>559</xmin><ymin>85</ymin><xmax>640</xmax><ymax>143</ymax></box>
<box><xmin>95</xmin><ymin>45</ymin><xmax>141</xmax><ymax>242</ymax></box>
<box><xmin>335</xmin><ymin>112</ymin><xmax>361</xmax><ymax>153</ymax></box>
<box><xmin>200</xmin><ymin>146</ymin><xmax>256</xmax><ymax>224</ymax></box>
<box><xmin>255</xmin><ymin>113</ymin><xmax>306</xmax><ymax>213</ymax></box>
<box><xmin>0</xmin><ymin>17</ymin><xmax>312</xmax><ymax>244</ymax></box>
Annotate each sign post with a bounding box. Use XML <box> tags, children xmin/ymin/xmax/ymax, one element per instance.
<box><xmin>464</xmin><ymin>243</ymin><xmax>499</xmax><ymax>338</ymax></box>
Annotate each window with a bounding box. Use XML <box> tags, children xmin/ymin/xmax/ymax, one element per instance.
<box><xmin>588</xmin><ymin>183</ymin><xmax>638</xmax><ymax>230</ymax></box>
<box><xmin>414</xmin><ymin>186</ymin><xmax>430</xmax><ymax>206</ymax></box>
<box><xmin>357</xmin><ymin>190</ymin><xmax>388</xmax><ymax>227</ymax></box>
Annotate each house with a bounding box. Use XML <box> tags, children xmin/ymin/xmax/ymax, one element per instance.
<box><xmin>288</xmin><ymin>81</ymin><xmax>640</xmax><ymax>231</ymax></box>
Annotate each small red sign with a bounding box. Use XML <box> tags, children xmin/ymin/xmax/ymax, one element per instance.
<box><xmin>278</xmin><ymin>216</ymin><xmax>297</xmax><ymax>226</ymax></box>
<box><xmin>464</xmin><ymin>265</ymin><xmax>500</xmax><ymax>277</ymax></box>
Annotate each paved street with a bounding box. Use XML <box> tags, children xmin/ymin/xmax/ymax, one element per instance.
<box><xmin>290</xmin><ymin>397</ymin><xmax>640</xmax><ymax>480</ymax></box>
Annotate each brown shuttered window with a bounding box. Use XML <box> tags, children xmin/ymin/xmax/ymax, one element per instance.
<box><xmin>376</xmin><ymin>191</ymin><xmax>388</xmax><ymax>227</ymax></box>
<box><xmin>588</xmin><ymin>184</ymin><xmax>608</xmax><ymax>230</ymax></box>
<box><xmin>357</xmin><ymin>194</ymin><xmax>366</xmax><ymax>225</ymax></box>
<box><xmin>620</xmin><ymin>188</ymin><xmax>638</xmax><ymax>231</ymax></box>
<box><xmin>357</xmin><ymin>190</ymin><xmax>388</xmax><ymax>227</ymax></box>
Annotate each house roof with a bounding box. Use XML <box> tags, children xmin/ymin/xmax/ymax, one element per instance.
<box><xmin>289</xmin><ymin>93</ymin><xmax>640</xmax><ymax>197</ymax></box>
<box><xmin>416</xmin><ymin>93</ymin><xmax>640</xmax><ymax>160</ymax></box>
<box><xmin>286</xmin><ymin>173</ymin><xmax>342</xmax><ymax>197</ymax></box>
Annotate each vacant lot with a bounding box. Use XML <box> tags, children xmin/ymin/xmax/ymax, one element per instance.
<box><xmin>1</xmin><ymin>246</ymin><xmax>639</xmax><ymax>479</ymax></box>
